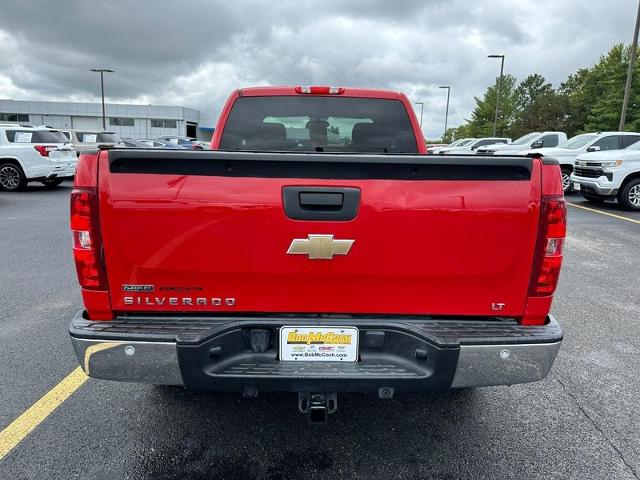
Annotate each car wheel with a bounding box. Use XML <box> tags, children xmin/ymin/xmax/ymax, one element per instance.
<box><xmin>618</xmin><ymin>178</ymin><xmax>640</xmax><ymax>211</ymax></box>
<box><xmin>0</xmin><ymin>162</ymin><xmax>26</xmax><ymax>191</ymax></box>
<box><xmin>561</xmin><ymin>168</ymin><xmax>573</xmax><ymax>194</ymax></box>
<box><xmin>41</xmin><ymin>178</ymin><xmax>64</xmax><ymax>188</ymax></box>
<box><xmin>581</xmin><ymin>193</ymin><xmax>605</xmax><ymax>204</ymax></box>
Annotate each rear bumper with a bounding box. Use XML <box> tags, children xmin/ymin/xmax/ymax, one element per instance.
<box><xmin>45</xmin><ymin>160</ymin><xmax>77</xmax><ymax>179</ymax></box>
<box><xmin>69</xmin><ymin>312</ymin><xmax>562</xmax><ymax>393</ymax></box>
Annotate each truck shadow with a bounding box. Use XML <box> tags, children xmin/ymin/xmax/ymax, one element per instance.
<box><xmin>132</xmin><ymin>386</ymin><xmax>482</xmax><ymax>480</ymax></box>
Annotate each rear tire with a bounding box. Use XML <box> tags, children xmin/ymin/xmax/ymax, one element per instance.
<box><xmin>41</xmin><ymin>178</ymin><xmax>64</xmax><ymax>188</ymax></box>
<box><xmin>0</xmin><ymin>162</ymin><xmax>26</xmax><ymax>191</ymax></box>
<box><xmin>617</xmin><ymin>178</ymin><xmax>640</xmax><ymax>211</ymax></box>
<box><xmin>561</xmin><ymin>167</ymin><xmax>573</xmax><ymax>194</ymax></box>
<box><xmin>581</xmin><ymin>193</ymin><xmax>605</xmax><ymax>204</ymax></box>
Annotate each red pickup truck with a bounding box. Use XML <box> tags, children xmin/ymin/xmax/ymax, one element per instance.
<box><xmin>69</xmin><ymin>86</ymin><xmax>565</xmax><ymax>422</ymax></box>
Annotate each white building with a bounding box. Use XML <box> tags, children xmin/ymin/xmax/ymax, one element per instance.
<box><xmin>0</xmin><ymin>99</ymin><xmax>216</xmax><ymax>140</ymax></box>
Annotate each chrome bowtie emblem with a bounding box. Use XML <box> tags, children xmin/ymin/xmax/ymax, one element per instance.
<box><xmin>287</xmin><ymin>234</ymin><xmax>354</xmax><ymax>260</ymax></box>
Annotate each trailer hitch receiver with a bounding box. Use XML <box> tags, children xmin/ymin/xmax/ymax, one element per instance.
<box><xmin>298</xmin><ymin>392</ymin><xmax>337</xmax><ymax>424</ymax></box>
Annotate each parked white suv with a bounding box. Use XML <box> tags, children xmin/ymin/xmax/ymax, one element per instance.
<box><xmin>442</xmin><ymin>137</ymin><xmax>511</xmax><ymax>154</ymax></box>
<box><xmin>571</xmin><ymin>140</ymin><xmax>640</xmax><ymax>210</ymax></box>
<box><xmin>519</xmin><ymin>132</ymin><xmax>640</xmax><ymax>194</ymax></box>
<box><xmin>0</xmin><ymin>125</ymin><xmax>77</xmax><ymax>191</ymax></box>
<box><xmin>476</xmin><ymin>131</ymin><xmax>568</xmax><ymax>156</ymax></box>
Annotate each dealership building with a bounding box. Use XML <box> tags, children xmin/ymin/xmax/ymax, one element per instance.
<box><xmin>0</xmin><ymin>99</ymin><xmax>216</xmax><ymax>140</ymax></box>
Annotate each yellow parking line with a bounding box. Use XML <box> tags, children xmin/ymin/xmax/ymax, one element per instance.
<box><xmin>567</xmin><ymin>202</ymin><xmax>640</xmax><ymax>225</ymax></box>
<box><xmin>0</xmin><ymin>367</ymin><xmax>88</xmax><ymax>460</ymax></box>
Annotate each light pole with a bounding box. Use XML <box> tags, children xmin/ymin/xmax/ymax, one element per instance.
<box><xmin>90</xmin><ymin>68</ymin><xmax>114</xmax><ymax>130</ymax></box>
<box><xmin>488</xmin><ymin>54</ymin><xmax>505</xmax><ymax>137</ymax></box>
<box><xmin>414</xmin><ymin>102</ymin><xmax>424</xmax><ymax>129</ymax></box>
<box><xmin>620</xmin><ymin>0</ymin><xmax>640</xmax><ymax>130</ymax></box>
<box><xmin>439</xmin><ymin>86</ymin><xmax>451</xmax><ymax>138</ymax></box>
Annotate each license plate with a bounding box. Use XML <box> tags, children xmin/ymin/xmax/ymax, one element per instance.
<box><xmin>279</xmin><ymin>326</ymin><xmax>359</xmax><ymax>362</ymax></box>
<box><xmin>574</xmin><ymin>182</ymin><xmax>581</xmax><ymax>191</ymax></box>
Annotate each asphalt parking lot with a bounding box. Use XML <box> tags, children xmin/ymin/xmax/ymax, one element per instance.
<box><xmin>1</xmin><ymin>181</ymin><xmax>639</xmax><ymax>480</ymax></box>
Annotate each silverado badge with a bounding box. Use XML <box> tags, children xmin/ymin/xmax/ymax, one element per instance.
<box><xmin>287</xmin><ymin>234</ymin><xmax>354</xmax><ymax>260</ymax></box>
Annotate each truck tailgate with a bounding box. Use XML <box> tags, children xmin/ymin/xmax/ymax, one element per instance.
<box><xmin>98</xmin><ymin>150</ymin><xmax>541</xmax><ymax>318</ymax></box>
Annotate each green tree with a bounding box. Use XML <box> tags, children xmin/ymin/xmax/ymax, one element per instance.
<box><xmin>465</xmin><ymin>74</ymin><xmax>518</xmax><ymax>137</ymax></box>
<box><xmin>513</xmin><ymin>74</ymin><xmax>555</xmax><ymax>137</ymax></box>
<box><xmin>560</xmin><ymin>44</ymin><xmax>640</xmax><ymax>134</ymax></box>
<box><xmin>559</xmin><ymin>68</ymin><xmax>590</xmax><ymax>136</ymax></box>
<box><xmin>442</xmin><ymin>124</ymin><xmax>473</xmax><ymax>143</ymax></box>
<box><xmin>448</xmin><ymin>43</ymin><xmax>640</xmax><ymax>140</ymax></box>
<box><xmin>526</xmin><ymin>91</ymin><xmax>570</xmax><ymax>133</ymax></box>
<box><xmin>584</xmin><ymin>44</ymin><xmax>628</xmax><ymax>131</ymax></box>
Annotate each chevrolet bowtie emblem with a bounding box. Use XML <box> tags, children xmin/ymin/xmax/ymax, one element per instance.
<box><xmin>287</xmin><ymin>234</ymin><xmax>355</xmax><ymax>260</ymax></box>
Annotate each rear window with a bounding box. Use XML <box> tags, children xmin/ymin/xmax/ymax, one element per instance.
<box><xmin>36</xmin><ymin>130</ymin><xmax>68</xmax><ymax>143</ymax></box>
<box><xmin>76</xmin><ymin>132</ymin><xmax>119</xmax><ymax>143</ymax></box>
<box><xmin>219</xmin><ymin>96</ymin><xmax>418</xmax><ymax>153</ymax></box>
<box><xmin>6</xmin><ymin>130</ymin><xmax>67</xmax><ymax>143</ymax></box>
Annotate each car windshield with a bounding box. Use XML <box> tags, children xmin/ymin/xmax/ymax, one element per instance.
<box><xmin>458</xmin><ymin>139</ymin><xmax>475</xmax><ymax>146</ymax></box>
<box><xmin>447</xmin><ymin>139</ymin><xmax>466</xmax><ymax>147</ymax></box>
<box><xmin>561</xmin><ymin>134</ymin><xmax>598</xmax><ymax>149</ymax></box>
<box><xmin>511</xmin><ymin>132</ymin><xmax>539</xmax><ymax>145</ymax></box>
<box><xmin>220</xmin><ymin>96</ymin><xmax>418</xmax><ymax>153</ymax></box>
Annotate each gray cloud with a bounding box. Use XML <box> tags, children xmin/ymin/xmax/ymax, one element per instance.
<box><xmin>0</xmin><ymin>0</ymin><xmax>635</xmax><ymax>137</ymax></box>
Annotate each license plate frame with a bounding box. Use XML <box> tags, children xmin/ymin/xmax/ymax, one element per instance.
<box><xmin>279</xmin><ymin>326</ymin><xmax>359</xmax><ymax>362</ymax></box>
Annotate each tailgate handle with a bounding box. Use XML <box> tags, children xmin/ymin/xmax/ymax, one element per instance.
<box><xmin>283</xmin><ymin>187</ymin><xmax>360</xmax><ymax>221</ymax></box>
<box><xmin>299</xmin><ymin>192</ymin><xmax>343</xmax><ymax>210</ymax></box>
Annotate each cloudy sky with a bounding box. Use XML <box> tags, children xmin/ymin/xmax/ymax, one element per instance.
<box><xmin>0</xmin><ymin>0</ymin><xmax>635</xmax><ymax>137</ymax></box>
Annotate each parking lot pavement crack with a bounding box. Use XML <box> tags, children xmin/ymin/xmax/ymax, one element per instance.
<box><xmin>552</xmin><ymin>372</ymin><xmax>639</xmax><ymax>479</ymax></box>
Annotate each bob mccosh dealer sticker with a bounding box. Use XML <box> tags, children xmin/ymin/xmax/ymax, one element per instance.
<box><xmin>279</xmin><ymin>326</ymin><xmax>359</xmax><ymax>362</ymax></box>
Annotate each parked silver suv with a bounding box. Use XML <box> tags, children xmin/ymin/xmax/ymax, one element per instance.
<box><xmin>60</xmin><ymin>130</ymin><xmax>121</xmax><ymax>155</ymax></box>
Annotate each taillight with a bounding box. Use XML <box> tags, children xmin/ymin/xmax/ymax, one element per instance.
<box><xmin>295</xmin><ymin>86</ymin><xmax>345</xmax><ymax>95</ymax></box>
<box><xmin>70</xmin><ymin>188</ymin><xmax>107</xmax><ymax>290</ymax></box>
<box><xmin>528</xmin><ymin>196</ymin><xmax>566</xmax><ymax>297</ymax></box>
<box><xmin>34</xmin><ymin>145</ymin><xmax>57</xmax><ymax>157</ymax></box>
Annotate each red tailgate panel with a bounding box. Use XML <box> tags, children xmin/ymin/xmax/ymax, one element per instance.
<box><xmin>99</xmin><ymin>162</ymin><xmax>540</xmax><ymax>317</ymax></box>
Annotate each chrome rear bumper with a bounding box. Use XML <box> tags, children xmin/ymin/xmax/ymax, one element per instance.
<box><xmin>70</xmin><ymin>338</ymin><xmax>183</xmax><ymax>386</ymax></box>
<box><xmin>69</xmin><ymin>312</ymin><xmax>562</xmax><ymax>391</ymax></box>
<box><xmin>451</xmin><ymin>341</ymin><xmax>561</xmax><ymax>388</ymax></box>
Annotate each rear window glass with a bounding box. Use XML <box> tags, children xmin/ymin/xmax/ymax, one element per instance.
<box><xmin>6</xmin><ymin>130</ymin><xmax>67</xmax><ymax>143</ymax></box>
<box><xmin>36</xmin><ymin>131</ymin><xmax>68</xmax><ymax>143</ymax></box>
<box><xmin>219</xmin><ymin>96</ymin><xmax>418</xmax><ymax>153</ymax></box>
<box><xmin>75</xmin><ymin>132</ymin><xmax>119</xmax><ymax>143</ymax></box>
